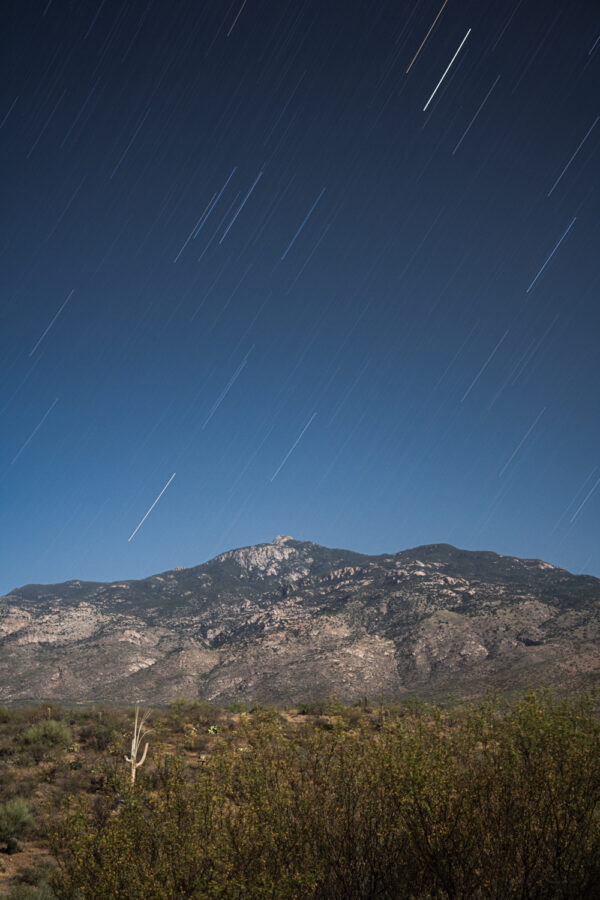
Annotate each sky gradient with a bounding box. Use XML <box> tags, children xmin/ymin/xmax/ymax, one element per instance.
<box><xmin>1</xmin><ymin>0</ymin><xmax>599</xmax><ymax>594</ymax></box>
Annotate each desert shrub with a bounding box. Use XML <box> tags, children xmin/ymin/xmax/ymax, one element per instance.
<box><xmin>19</xmin><ymin>721</ymin><xmax>72</xmax><ymax>764</ymax></box>
<box><xmin>20</xmin><ymin>721</ymin><xmax>71</xmax><ymax>748</ymax></box>
<box><xmin>0</xmin><ymin>706</ymin><xmax>18</xmax><ymax>725</ymax></box>
<box><xmin>192</xmin><ymin>700</ymin><xmax>222</xmax><ymax>727</ymax></box>
<box><xmin>51</xmin><ymin>760</ymin><xmax>229</xmax><ymax>899</ymax></box>
<box><xmin>0</xmin><ymin>798</ymin><xmax>34</xmax><ymax>853</ymax></box>
<box><xmin>49</xmin><ymin>692</ymin><xmax>600</xmax><ymax>899</ymax></box>
<box><xmin>77</xmin><ymin>723</ymin><xmax>112</xmax><ymax>752</ymax></box>
<box><xmin>166</xmin><ymin>698</ymin><xmax>223</xmax><ymax>732</ymax></box>
<box><xmin>296</xmin><ymin>701</ymin><xmax>327</xmax><ymax>715</ymax></box>
<box><xmin>0</xmin><ymin>741</ymin><xmax>16</xmax><ymax>760</ymax></box>
<box><xmin>224</xmin><ymin>701</ymin><xmax>251</xmax><ymax>713</ymax></box>
<box><xmin>23</xmin><ymin>706</ymin><xmax>64</xmax><ymax>726</ymax></box>
<box><xmin>338</xmin><ymin>705</ymin><xmax>363</xmax><ymax>726</ymax></box>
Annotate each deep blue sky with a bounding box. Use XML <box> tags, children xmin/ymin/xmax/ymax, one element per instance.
<box><xmin>1</xmin><ymin>0</ymin><xmax>599</xmax><ymax>594</ymax></box>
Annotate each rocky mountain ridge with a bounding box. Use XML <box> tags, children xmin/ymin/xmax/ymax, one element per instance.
<box><xmin>0</xmin><ymin>537</ymin><xmax>598</xmax><ymax>703</ymax></box>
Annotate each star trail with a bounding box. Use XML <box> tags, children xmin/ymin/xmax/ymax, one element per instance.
<box><xmin>0</xmin><ymin>0</ymin><xmax>599</xmax><ymax>592</ymax></box>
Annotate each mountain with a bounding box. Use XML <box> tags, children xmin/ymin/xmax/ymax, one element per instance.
<box><xmin>0</xmin><ymin>537</ymin><xmax>598</xmax><ymax>704</ymax></box>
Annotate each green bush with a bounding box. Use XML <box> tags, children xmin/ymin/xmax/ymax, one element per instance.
<box><xmin>48</xmin><ymin>692</ymin><xmax>600</xmax><ymax>898</ymax></box>
<box><xmin>20</xmin><ymin>720</ymin><xmax>72</xmax><ymax>748</ymax></box>
<box><xmin>0</xmin><ymin>798</ymin><xmax>34</xmax><ymax>853</ymax></box>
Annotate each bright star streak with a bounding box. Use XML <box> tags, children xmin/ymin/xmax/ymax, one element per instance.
<box><xmin>570</xmin><ymin>475</ymin><xmax>600</xmax><ymax>523</ymax></box>
<box><xmin>406</xmin><ymin>0</ymin><xmax>448</xmax><ymax>74</ymax></box>
<box><xmin>271</xmin><ymin>413</ymin><xmax>316</xmax><ymax>481</ymax></box>
<box><xmin>128</xmin><ymin>472</ymin><xmax>176</xmax><ymax>542</ymax></box>
<box><xmin>423</xmin><ymin>28</ymin><xmax>471</xmax><ymax>112</ymax></box>
<box><xmin>227</xmin><ymin>0</ymin><xmax>247</xmax><ymax>37</ymax></box>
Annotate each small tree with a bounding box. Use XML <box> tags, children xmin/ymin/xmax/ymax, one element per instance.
<box><xmin>124</xmin><ymin>703</ymin><xmax>152</xmax><ymax>785</ymax></box>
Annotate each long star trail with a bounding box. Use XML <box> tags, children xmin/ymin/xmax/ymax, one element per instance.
<box><xmin>0</xmin><ymin>355</ymin><xmax>43</xmax><ymax>416</ymax></box>
<box><xmin>281</xmin><ymin>187</ymin><xmax>326</xmax><ymax>260</ymax></box>
<box><xmin>264</xmin><ymin>72</ymin><xmax>305</xmax><ymax>144</ymax></box>
<box><xmin>128</xmin><ymin>472</ymin><xmax>176</xmax><ymax>542</ymax></box>
<box><xmin>60</xmin><ymin>76</ymin><xmax>100</xmax><ymax>148</ymax></box>
<box><xmin>453</xmin><ymin>75</ymin><xmax>500</xmax><ymax>154</ymax></box>
<box><xmin>227</xmin><ymin>0</ymin><xmax>247</xmax><ymax>37</ymax></box>
<box><xmin>202</xmin><ymin>345</ymin><xmax>255</xmax><ymax>429</ymax></box>
<box><xmin>570</xmin><ymin>475</ymin><xmax>600</xmax><ymax>524</ymax></box>
<box><xmin>11</xmin><ymin>398</ymin><xmax>59</xmax><ymax>465</ymax></box>
<box><xmin>173</xmin><ymin>193</ymin><xmax>217</xmax><ymax>262</ymax></box>
<box><xmin>110</xmin><ymin>107</ymin><xmax>151</xmax><ymax>179</ymax></box>
<box><xmin>285</xmin><ymin>223</ymin><xmax>331</xmax><ymax>294</ymax></box>
<box><xmin>193</xmin><ymin>167</ymin><xmax>237</xmax><ymax>238</ymax></box>
<box><xmin>492</xmin><ymin>0</ymin><xmax>523</xmax><ymax>51</ymax></box>
<box><xmin>431</xmin><ymin>321</ymin><xmax>480</xmax><ymax>393</ymax></box>
<box><xmin>197</xmin><ymin>193</ymin><xmax>240</xmax><ymax>261</ymax></box>
<box><xmin>229</xmin><ymin>424</ymin><xmax>275</xmax><ymax>494</ymax></box>
<box><xmin>84</xmin><ymin>0</ymin><xmax>106</xmax><ymax>39</ymax></box>
<box><xmin>0</xmin><ymin>95</ymin><xmax>18</xmax><ymax>129</ymax></box>
<box><xmin>29</xmin><ymin>290</ymin><xmax>74</xmax><ymax>356</ymax></box>
<box><xmin>461</xmin><ymin>330</ymin><xmax>509</xmax><ymax>402</ymax></box>
<box><xmin>499</xmin><ymin>407</ymin><xmax>546</xmax><ymax>477</ymax></box>
<box><xmin>46</xmin><ymin>176</ymin><xmax>87</xmax><ymax>240</ymax></box>
<box><xmin>526</xmin><ymin>217</ymin><xmax>577</xmax><ymax>293</ymax></box>
<box><xmin>547</xmin><ymin>117</ymin><xmax>599</xmax><ymax>196</ymax></box>
<box><xmin>219</xmin><ymin>170</ymin><xmax>263</xmax><ymax>244</ymax></box>
<box><xmin>549</xmin><ymin>468</ymin><xmax>598</xmax><ymax>536</ymax></box>
<box><xmin>423</xmin><ymin>28</ymin><xmax>471</xmax><ymax>112</ymax></box>
<box><xmin>27</xmin><ymin>89</ymin><xmax>66</xmax><ymax>158</ymax></box>
<box><xmin>406</xmin><ymin>0</ymin><xmax>448</xmax><ymax>74</ymax></box>
<box><xmin>271</xmin><ymin>413</ymin><xmax>317</xmax><ymax>481</ymax></box>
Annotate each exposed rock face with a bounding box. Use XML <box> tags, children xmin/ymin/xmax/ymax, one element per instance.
<box><xmin>0</xmin><ymin>539</ymin><xmax>598</xmax><ymax>704</ymax></box>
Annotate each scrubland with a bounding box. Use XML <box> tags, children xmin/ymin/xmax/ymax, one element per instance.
<box><xmin>0</xmin><ymin>690</ymin><xmax>599</xmax><ymax>898</ymax></box>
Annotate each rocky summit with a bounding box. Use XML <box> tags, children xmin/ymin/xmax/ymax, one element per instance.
<box><xmin>0</xmin><ymin>537</ymin><xmax>598</xmax><ymax>704</ymax></box>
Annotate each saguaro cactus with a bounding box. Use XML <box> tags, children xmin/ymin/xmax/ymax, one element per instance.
<box><xmin>125</xmin><ymin>702</ymin><xmax>152</xmax><ymax>785</ymax></box>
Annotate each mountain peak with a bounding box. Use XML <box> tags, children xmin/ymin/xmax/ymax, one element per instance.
<box><xmin>213</xmin><ymin>535</ymin><xmax>308</xmax><ymax>578</ymax></box>
<box><xmin>1</xmin><ymin>539</ymin><xmax>598</xmax><ymax>705</ymax></box>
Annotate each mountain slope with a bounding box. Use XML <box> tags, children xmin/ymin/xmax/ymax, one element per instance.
<box><xmin>1</xmin><ymin>536</ymin><xmax>598</xmax><ymax>703</ymax></box>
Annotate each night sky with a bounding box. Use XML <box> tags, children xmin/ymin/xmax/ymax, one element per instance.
<box><xmin>1</xmin><ymin>0</ymin><xmax>599</xmax><ymax>594</ymax></box>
